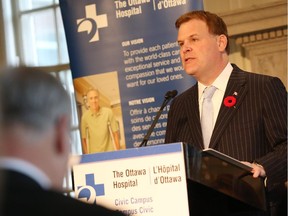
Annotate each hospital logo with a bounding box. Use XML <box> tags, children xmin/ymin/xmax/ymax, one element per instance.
<box><xmin>76</xmin><ymin>4</ymin><xmax>108</xmax><ymax>42</ymax></box>
<box><xmin>75</xmin><ymin>173</ymin><xmax>105</xmax><ymax>204</ymax></box>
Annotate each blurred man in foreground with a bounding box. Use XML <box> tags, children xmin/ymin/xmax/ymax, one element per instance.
<box><xmin>0</xmin><ymin>67</ymin><xmax>125</xmax><ymax>216</ymax></box>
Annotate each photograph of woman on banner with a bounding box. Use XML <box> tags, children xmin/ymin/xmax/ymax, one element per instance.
<box><xmin>81</xmin><ymin>88</ymin><xmax>121</xmax><ymax>154</ymax></box>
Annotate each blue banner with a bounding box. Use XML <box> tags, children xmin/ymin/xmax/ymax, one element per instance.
<box><xmin>60</xmin><ymin>0</ymin><xmax>203</xmax><ymax>151</ymax></box>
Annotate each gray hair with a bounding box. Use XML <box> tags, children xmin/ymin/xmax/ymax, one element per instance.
<box><xmin>85</xmin><ymin>88</ymin><xmax>99</xmax><ymax>96</ymax></box>
<box><xmin>0</xmin><ymin>67</ymin><xmax>71</xmax><ymax>131</ymax></box>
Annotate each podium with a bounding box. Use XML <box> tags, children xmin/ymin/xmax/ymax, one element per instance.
<box><xmin>183</xmin><ymin>143</ymin><xmax>267</xmax><ymax>215</ymax></box>
<box><xmin>70</xmin><ymin>143</ymin><xmax>267</xmax><ymax>215</ymax></box>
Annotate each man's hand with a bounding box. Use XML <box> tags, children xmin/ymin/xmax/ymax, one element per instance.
<box><xmin>242</xmin><ymin>161</ymin><xmax>266</xmax><ymax>178</ymax></box>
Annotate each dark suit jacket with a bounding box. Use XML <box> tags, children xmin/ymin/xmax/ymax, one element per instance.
<box><xmin>0</xmin><ymin>169</ymin><xmax>126</xmax><ymax>216</ymax></box>
<box><xmin>165</xmin><ymin>64</ymin><xmax>287</xmax><ymax>215</ymax></box>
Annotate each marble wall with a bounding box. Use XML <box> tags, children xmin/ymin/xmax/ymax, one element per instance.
<box><xmin>204</xmin><ymin>0</ymin><xmax>287</xmax><ymax>87</ymax></box>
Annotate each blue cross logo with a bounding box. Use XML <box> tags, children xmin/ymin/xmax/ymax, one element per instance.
<box><xmin>76</xmin><ymin>4</ymin><xmax>108</xmax><ymax>42</ymax></box>
<box><xmin>76</xmin><ymin>173</ymin><xmax>105</xmax><ymax>204</ymax></box>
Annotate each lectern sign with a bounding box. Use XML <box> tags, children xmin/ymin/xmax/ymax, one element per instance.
<box><xmin>71</xmin><ymin>143</ymin><xmax>189</xmax><ymax>215</ymax></box>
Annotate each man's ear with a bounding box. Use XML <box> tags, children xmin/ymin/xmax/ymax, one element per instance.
<box><xmin>217</xmin><ymin>34</ymin><xmax>228</xmax><ymax>52</ymax></box>
<box><xmin>54</xmin><ymin>115</ymin><xmax>70</xmax><ymax>154</ymax></box>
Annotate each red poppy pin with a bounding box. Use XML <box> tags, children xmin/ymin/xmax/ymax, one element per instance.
<box><xmin>223</xmin><ymin>92</ymin><xmax>237</xmax><ymax>108</ymax></box>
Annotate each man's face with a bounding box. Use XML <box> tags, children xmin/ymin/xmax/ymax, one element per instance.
<box><xmin>87</xmin><ymin>90</ymin><xmax>99</xmax><ymax>111</ymax></box>
<box><xmin>177</xmin><ymin>19</ymin><xmax>222</xmax><ymax>81</ymax></box>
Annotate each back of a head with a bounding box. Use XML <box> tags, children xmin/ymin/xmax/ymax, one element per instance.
<box><xmin>0</xmin><ymin>66</ymin><xmax>71</xmax><ymax>132</ymax></box>
<box><xmin>0</xmin><ymin>66</ymin><xmax>72</xmax><ymax>191</ymax></box>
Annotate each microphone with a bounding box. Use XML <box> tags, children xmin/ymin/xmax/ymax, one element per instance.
<box><xmin>165</xmin><ymin>90</ymin><xmax>178</xmax><ymax>99</ymax></box>
<box><xmin>139</xmin><ymin>89</ymin><xmax>178</xmax><ymax>147</ymax></box>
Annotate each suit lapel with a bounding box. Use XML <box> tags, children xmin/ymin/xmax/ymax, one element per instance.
<box><xmin>184</xmin><ymin>83</ymin><xmax>204</xmax><ymax>149</ymax></box>
<box><xmin>209</xmin><ymin>66</ymin><xmax>248</xmax><ymax>149</ymax></box>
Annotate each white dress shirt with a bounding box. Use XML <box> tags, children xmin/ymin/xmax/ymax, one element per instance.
<box><xmin>198</xmin><ymin>63</ymin><xmax>233</xmax><ymax>128</ymax></box>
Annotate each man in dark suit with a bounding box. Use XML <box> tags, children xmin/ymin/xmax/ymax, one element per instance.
<box><xmin>165</xmin><ymin>11</ymin><xmax>287</xmax><ymax>216</ymax></box>
<box><xmin>0</xmin><ymin>67</ymin><xmax>125</xmax><ymax>216</ymax></box>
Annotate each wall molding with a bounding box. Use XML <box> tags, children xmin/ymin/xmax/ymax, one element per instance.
<box><xmin>219</xmin><ymin>1</ymin><xmax>287</xmax><ymax>37</ymax></box>
<box><xmin>219</xmin><ymin>1</ymin><xmax>287</xmax><ymax>87</ymax></box>
<box><xmin>235</xmin><ymin>27</ymin><xmax>287</xmax><ymax>45</ymax></box>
